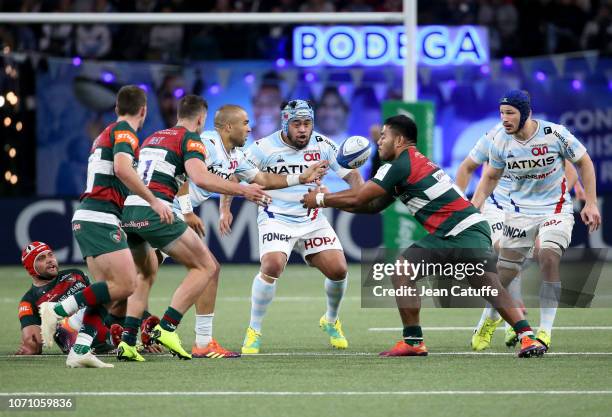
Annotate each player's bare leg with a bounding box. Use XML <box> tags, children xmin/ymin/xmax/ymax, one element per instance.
<box><xmin>148</xmin><ymin>228</ymin><xmax>216</xmax><ymax>359</ymax></box>
<box><xmin>190</xmin><ymin>252</ymin><xmax>240</xmax><ymax>358</ymax></box>
<box><xmin>117</xmin><ymin>243</ymin><xmax>158</xmax><ymax>362</ymax></box>
<box><xmin>307</xmin><ymin>249</ymin><xmax>349</xmax><ymax>349</ymax></box>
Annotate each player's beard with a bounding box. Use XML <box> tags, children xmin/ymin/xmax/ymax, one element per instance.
<box><xmin>287</xmin><ymin>129</ymin><xmax>311</xmax><ymax>149</ymax></box>
<box><xmin>37</xmin><ymin>262</ymin><xmax>59</xmax><ymax>280</ymax></box>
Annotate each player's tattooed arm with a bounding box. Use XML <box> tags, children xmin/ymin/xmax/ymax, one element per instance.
<box><xmin>471</xmin><ymin>165</ymin><xmax>503</xmax><ymax>210</ymax></box>
<box><xmin>455</xmin><ymin>157</ymin><xmax>482</xmax><ymax>192</ymax></box>
<box><xmin>573</xmin><ymin>153</ymin><xmax>601</xmax><ymax>232</ymax></box>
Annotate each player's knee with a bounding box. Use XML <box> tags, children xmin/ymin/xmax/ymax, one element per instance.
<box><xmin>538</xmin><ymin>248</ymin><xmax>561</xmax><ymax>274</ymax></box>
<box><xmin>326</xmin><ymin>265</ymin><xmax>348</xmax><ymax>281</ymax></box>
<box><xmin>261</xmin><ymin>259</ymin><xmax>285</xmax><ymax>278</ymax></box>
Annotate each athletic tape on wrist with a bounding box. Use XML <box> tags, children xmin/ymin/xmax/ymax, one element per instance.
<box><xmin>287</xmin><ymin>174</ymin><xmax>300</xmax><ymax>186</ymax></box>
<box><xmin>178</xmin><ymin>195</ymin><xmax>193</xmax><ymax>214</ymax></box>
<box><xmin>315</xmin><ymin>192</ymin><xmax>326</xmax><ymax>208</ymax></box>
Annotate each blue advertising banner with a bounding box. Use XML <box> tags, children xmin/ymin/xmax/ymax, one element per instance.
<box><xmin>35</xmin><ymin>55</ymin><xmax>612</xmax><ymax>198</ymax></box>
<box><xmin>0</xmin><ymin>197</ymin><xmax>382</xmax><ymax>265</ymax></box>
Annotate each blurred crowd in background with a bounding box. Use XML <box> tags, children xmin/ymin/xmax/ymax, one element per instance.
<box><xmin>0</xmin><ymin>0</ymin><xmax>610</xmax><ymax>62</ymax></box>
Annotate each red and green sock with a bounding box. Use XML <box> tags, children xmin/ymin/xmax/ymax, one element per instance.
<box><xmin>121</xmin><ymin>316</ymin><xmax>142</xmax><ymax>346</ymax></box>
<box><xmin>54</xmin><ymin>282</ymin><xmax>111</xmax><ymax>317</ymax></box>
<box><xmin>160</xmin><ymin>307</ymin><xmax>182</xmax><ymax>332</ymax></box>
<box><xmin>513</xmin><ymin>319</ymin><xmax>535</xmax><ymax>340</ymax></box>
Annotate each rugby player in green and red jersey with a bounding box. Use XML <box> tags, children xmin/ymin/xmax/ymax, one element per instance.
<box><xmin>302</xmin><ymin>115</ymin><xmax>547</xmax><ymax>358</ymax></box>
<box><xmin>118</xmin><ymin>95</ymin><xmax>272</xmax><ymax>361</ymax></box>
<box><xmin>38</xmin><ymin>86</ymin><xmax>175</xmax><ymax>368</ymax></box>
<box><xmin>17</xmin><ymin>241</ymin><xmax>116</xmax><ymax>355</ymax></box>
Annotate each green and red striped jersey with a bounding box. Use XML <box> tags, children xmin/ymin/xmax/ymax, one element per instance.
<box><xmin>124</xmin><ymin>126</ymin><xmax>206</xmax><ymax>206</ymax></box>
<box><xmin>371</xmin><ymin>147</ymin><xmax>485</xmax><ymax>237</ymax></box>
<box><xmin>19</xmin><ymin>269</ymin><xmax>90</xmax><ymax>329</ymax></box>
<box><xmin>79</xmin><ymin>121</ymin><xmax>140</xmax><ymax>217</ymax></box>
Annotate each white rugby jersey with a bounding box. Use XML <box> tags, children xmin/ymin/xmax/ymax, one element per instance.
<box><xmin>172</xmin><ymin>130</ymin><xmax>259</xmax><ymax>212</ymax></box>
<box><xmin>468</xmin><ymin>123</ymin><xmax>513</xmax><ymax>211</ymax></box>
<box><xmin>245</xmin><ymin>130</ymin><xmax>352</xmax><ymax>224</ymax></box>
<box><xmin>488</xmin><ymin>120</ymin><xmax>586</xmax><ymax>215</ymax></box>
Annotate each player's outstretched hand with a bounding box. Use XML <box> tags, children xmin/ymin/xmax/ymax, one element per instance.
<box><xmin>151</xmin><ymin>199</ymin><xmax>174</xmax><ymax>224</ymax></box>
<box><xmin>300</xmin><ymin>161</ymin><xmax>329</xmax><ymax>184</ymax></box>
<box><xmin>241</xmin><ymin>183</ymin><xmax>272</xmax><ymax>207</ymax></box>
<box><xmin>219</xmin><ymin>209</ymin><xmax>233</xmax><ymax>236</ymax></box>
<box><xmin>184</xmin><ymin>212</ymin><xmax>204</xmax><ymax>238</ymax></box>
<box><xmin>581</xmin><ymin>202</ymin><xmax>601</xmax><ymax>233</ymax></box>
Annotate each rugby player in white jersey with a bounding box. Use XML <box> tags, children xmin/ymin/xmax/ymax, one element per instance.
<box><xmin>171</xmin><ymin>104</ymin><xmax>327</xmax><ymax>358</ymax></box>
<box><xmin>471</xmin><ymin>90</ymin><xmax>600</xmax><ymax>349</ymax></box>
<box><xmin>457</xmin><ymin>123</ymin><xmax>582</xmax><ymax>350</ymax></box>
<box><xmin>236</xmin><ymin>99</ymin><xmax>364</xmax><ymax>353</ymax></box>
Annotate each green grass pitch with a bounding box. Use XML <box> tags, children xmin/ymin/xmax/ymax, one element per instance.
<box><xmin>1</xmin><ymin>264</ymin><xmax>611</xmax><ymax>417</ymax></box>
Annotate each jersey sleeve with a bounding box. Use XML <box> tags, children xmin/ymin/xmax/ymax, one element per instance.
<box><xmin>370</xmin><ymin>159</ymin><xmax>411</xmax><ymax>195</ymax></box>
<box><xmin>201</xmin><ymin>138</ymin><xmax>217</xmax><ymax>168</ymax></box>
<box><xmin>488</xmin><ymin>138</ymin><xmax>506</xmax><ymax>170</ymax></box>
<box><xmin>182</xmin><ymin>132</ymin><xmax>207</xmax><ymax>163</ymax></box>
<box><xmin>244</xmin><ymin>141</ymin><xmax>266</xmax><ymax>169</ymax></box>
<box><xmin>111</xmin><ymin>126</ymin><xmax>139</xmax><ymax>159</ymax></box>
<box><xmin>235</xmin><ymin>150</ymin><xmax>260</xmax><ymax>183</ymax></box>
<box><xmin>469</xmin><ymin>132</ymin><xmax>492</xmax><ymax>165</ymax></box>
<box><xmin>557</xmin><ymin>126</ymin><xmax>587</xmax><ymax>163</ymax></box>
<box><xmin>72</xmin><ymin>268</ymin><xmax>91</xmax><ymax>286</ymax></box>
<box><xmin>318</xmin><ymin>135</ymin><xmax>352</xmax><ymax>179</ymax></box>
<box><xmin>18</xmin><ymin>295</ymin><xmax>40</xmax><ymax>329</ymax></box>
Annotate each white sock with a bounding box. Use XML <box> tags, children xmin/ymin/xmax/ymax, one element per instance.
<box><xmin>248</xmin><ymin>273</ymin><xmax>277</xmax><ymax>332</ymax></box>
<box><xmin>324</xmin><ymin>277</ymin><xmax>347</xmax><ymax>323</ymax></box>
<box><xmin>68</xmin><ymin>308</ymin><xmax>85</xmax><ymax>331</ymax></box>
<box><xmin>539</xmin><ymin>281</ymin><xmax>561</xmax><ymax>334</ymax></box>
<box><xmin>195</xmin><ymin>313</ymin><xmax>214</xmax><ymax>347</ymax></box>
<box><xmin>59</xmin><ymin>296</ymin><xmax>79</xmax><ymax>316</ymax></box>
<box><xmin>504</xmin><ymin>274</ymin><xmax>522</xmax><ymax>330</ymax></box>
<box><xmin>73</xmin><ymin>333</ymin><xmax>94</xmax><ymax>353</ymax></box>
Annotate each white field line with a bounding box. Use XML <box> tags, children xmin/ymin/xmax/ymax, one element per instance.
<box><xmin>2</xmin><ymin>351</ymin><xmax>612</xmax><ymax>359</ymax></box>
<box><xmin>369</xmin><ymin>326</ymin><xmax>612</xmax><ymax>331</ymax></box>
<box><xmin>0</xmin><ymin>391</ymin><xmax>611</xmax><ymax>396</ymax></box>
<box><xmin>0</xmin><ymin>296</ymin><xmax>361</xmax><ymax>303</ymax></box>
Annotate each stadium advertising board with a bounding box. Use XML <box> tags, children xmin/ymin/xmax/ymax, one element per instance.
<box><xmin>293</xmin><ymin>25</ymin><xmax>489</xmax><ymax>67</ymax></box>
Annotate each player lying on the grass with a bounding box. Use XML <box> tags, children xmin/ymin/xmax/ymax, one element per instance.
<box><xmin>117</xmin><ymin>95</ymin><xmax>275</xmax><ymax>362</ymax></box>
<box><xmin>17</xmin><ymin>241</ymin><xmax>161</xmax><ymax>355</ymax></box>
<box><xmin>230</xmin><ymin>99</ymin><xmax>364</xmax><ymax>354</ymax></box>
<box><xmin>470</xmin><ymin>90</ymin><xmax>601</xmax><ymax>350</ymax></box>
<box><xmin>38</xmin><ymin>86</ymin><xmax>175</xmax><ymax>368</ymax></box>
<box><xmin>302</xmin><ymin>114</ymin><xmax>546</xmax><ymax>358</ymax></box>
<box><xmin>168</xmin><ymin>104</ymin><xmax>327</xmax><ymax>358</ymax></box>
<box><xmin>456</xmin><ymin>120</ymin><xmax>584</xmax><ymax>350</ymax></box>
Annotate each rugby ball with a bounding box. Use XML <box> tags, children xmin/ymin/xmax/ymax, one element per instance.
<box><xmin>336</xmin><ymin>136</ymin><xmax>372</xmax><ymax>169</ymax></box>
